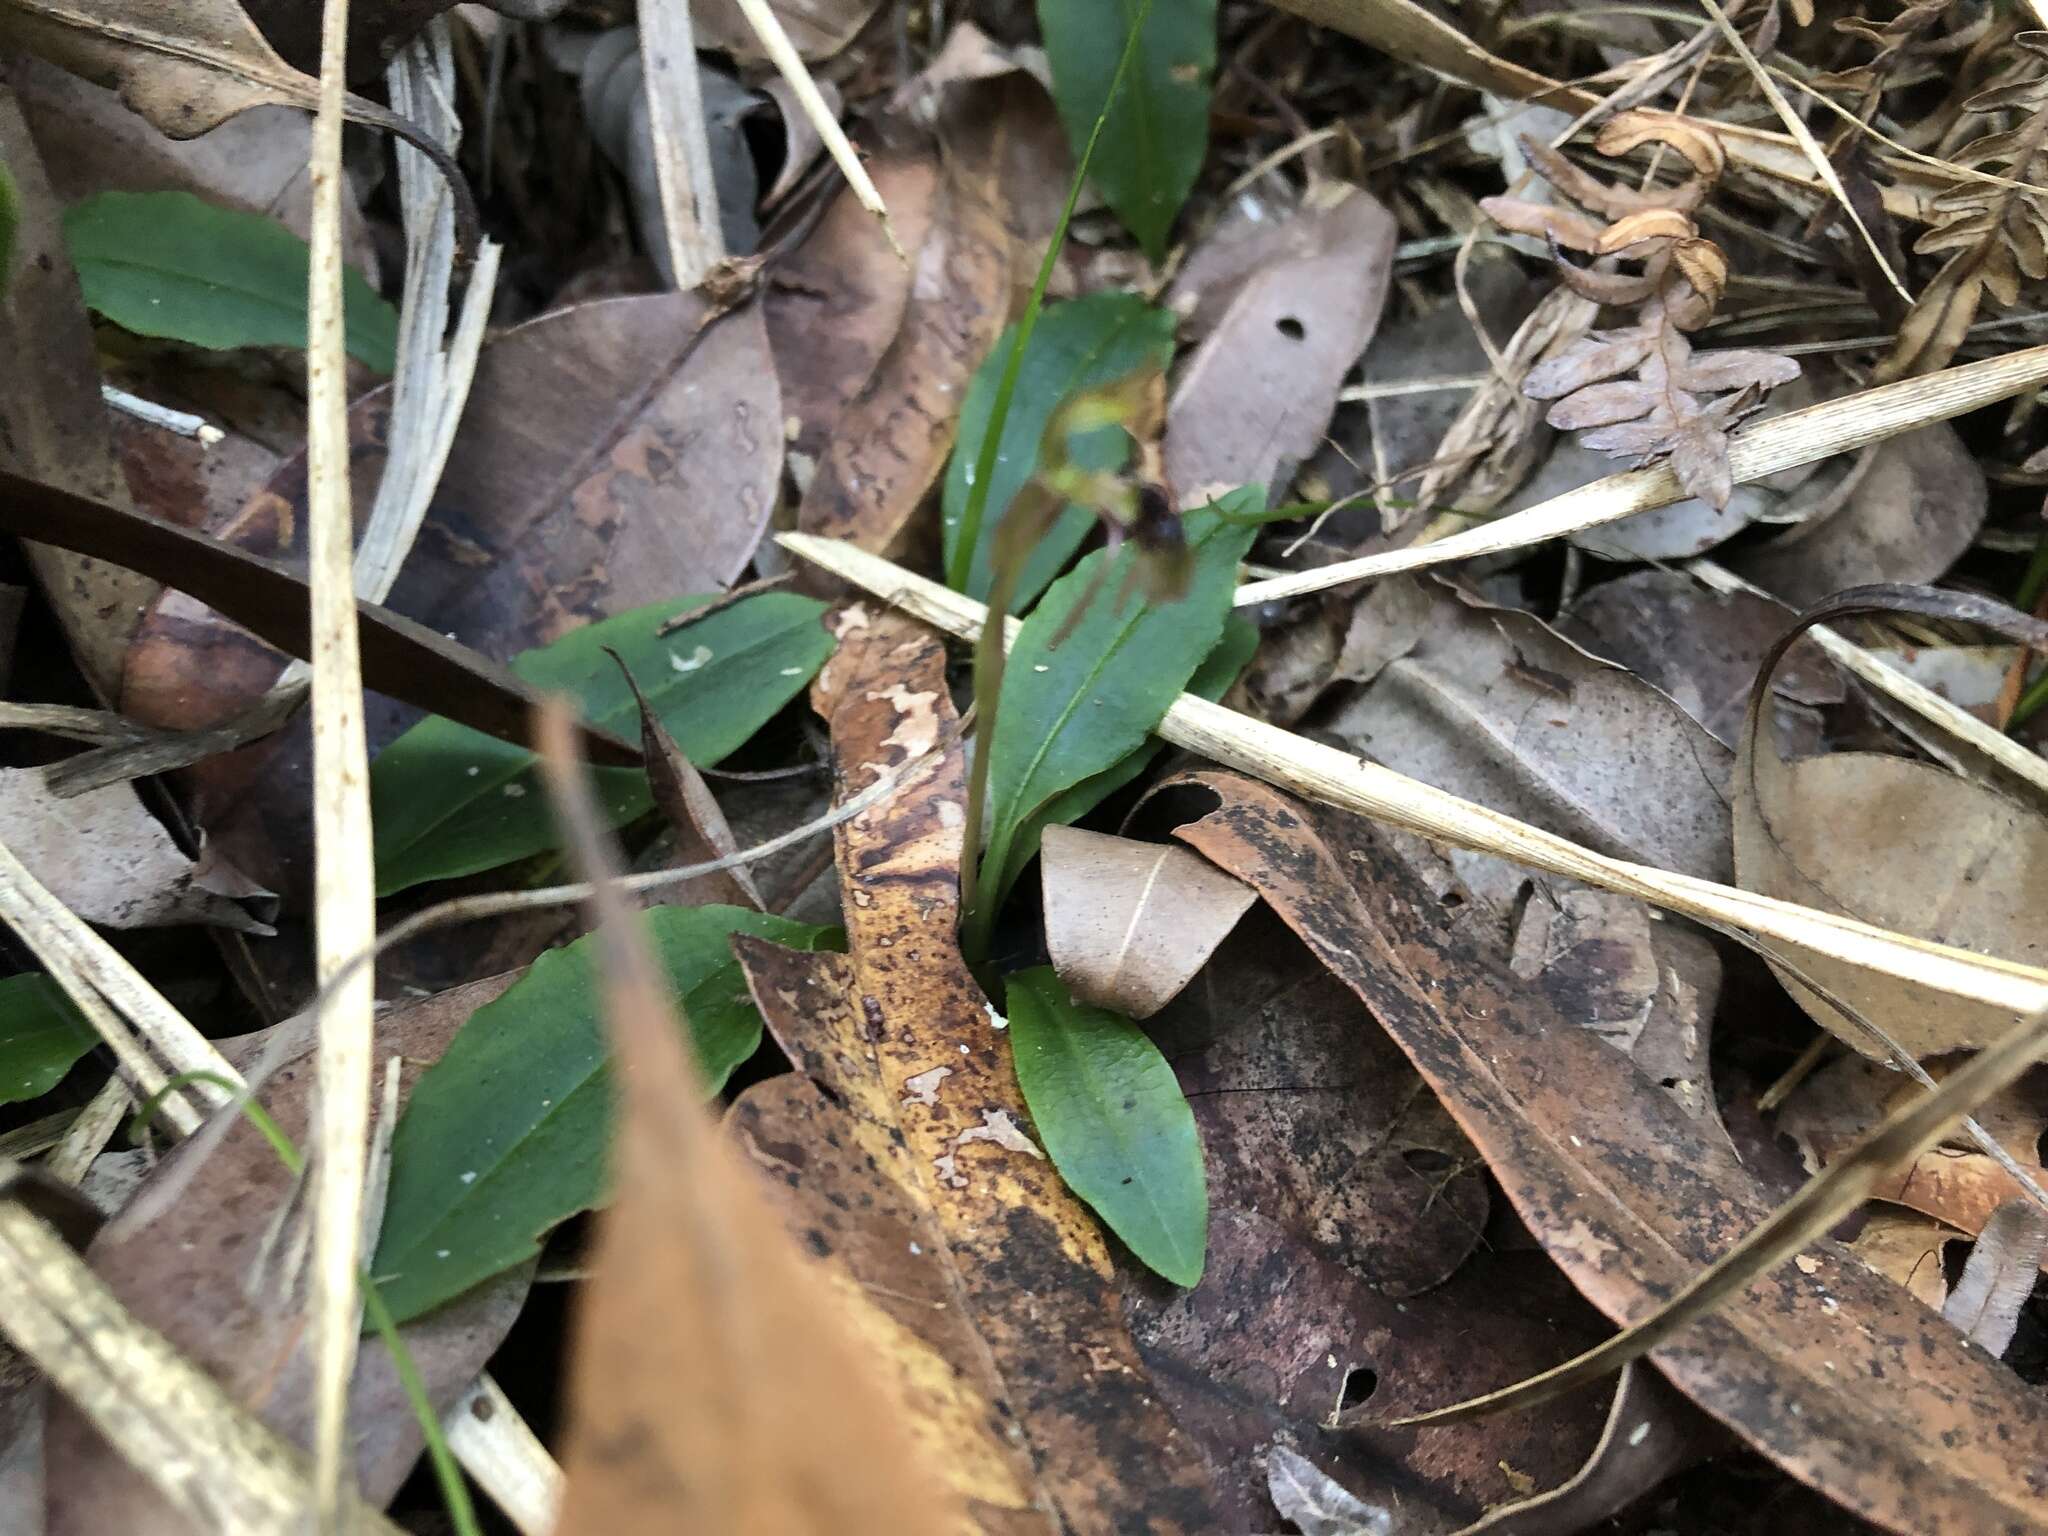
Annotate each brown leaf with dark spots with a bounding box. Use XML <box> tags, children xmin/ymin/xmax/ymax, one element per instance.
<box><xmin>535</xmin><ymin>701</ymin><xmax>960</xmax><ymax>1536</ymax></box>
<box><xmin>607</xmin><ymin>649</ymin><xmax>762</xmax><ymax>910</ymax></box>
<box><xmin>43</xmin><ymin>976</ymin><xmax>530</xmax><ymax>1536</ymax></box>
<box><xmin>796</xmin><ymin>122</ymin><xmax>1013</xmax><ymax>559</ymax></box>
<box><xmin>750</xmin><ymin>604</ymin><xmax>1223</xmax><ymax>1533</ymax></box>
<box><xmin>1040</xmin><ymin>825</ymin><xmax>1254</xmax><ymax>1020</ymax></box>
<box><xmin>1172</xmin><ymin>773</ymin><xmax>2048</xmax><ymax>1536</ymax></box>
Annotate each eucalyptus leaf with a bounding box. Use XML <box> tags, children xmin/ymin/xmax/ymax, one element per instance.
<box><xmin>971</xmin><ymin>495</ymin><xmax>1258</xmax><ymax>956</ymax></box>
<box><xmin>1036</xmin><ymin>0</ymin><xmax>1216</xmax><ymax>262</ymax></box>
<box><xmin>63</xmin><ymin>190</ymin><xmax>398</xmax><ymax>370</ymax></box>
<box><xmin>990</xmin><ymin>612</ymin><xmax>1256</xmax><ymax>915</ymax></box>
<box><xmin>0</xmin><ymin>974</ymin><xmax>97</xmax><ymax>1107</ymax></box>
<box><xmin>371</xmin><ymin>592</ymin><xmax>832</xmax><ymax>895</ymax></box>
<box><xmin>1006</xmin><ymin>966</ymin><xmax>1206</xmax><ymax>1286</ymax></box>
<box><xmin>943</xmin><ymin>292</ymin><xmax>1176</xmax><ymax>608</ymax></box>
<box><xmin>373</xmin><ymin>906</ymin><xmax>836</xmax><ymax>1322</ymax></box>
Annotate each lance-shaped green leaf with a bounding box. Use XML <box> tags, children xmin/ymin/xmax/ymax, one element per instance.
<box><xmin>943</xmin><ymin>292</ymin><xmax>1176</xmax><ymax>608</ymax></box>
<box><xmin>64</xmin><ymin>190</ymin><xmax>398</xmax><ymax>371</ymax></box>
<box><xmin>971</xmin><ymin>495</ymin><xmax>1258</xmax><ymax>957</ymax></box>
<box><xmin>1037</xmin><ymin>0</ymin><xmax>1216</xmax><ymax>262</ymax></box>
<box><xmin>371</xmin><ymin>592</ymin><xmax>832</xmax><ymax>895</ymax></box>
<box><xmin>1006</xmin><ymin>966</ymin><xmax>1206</xmax><ymax>1286</ymax></box>
<box><xmin>989</xmin><ymin>612</ymin><xmax>1256</xmax><ymax>916</ymax></box>
<box><xmin>0</xmin><ymin>974</ymin><xmax>97</xmax><ymax>1107</ymax></box>
<box><xmin>373</xmin><ymin>906</ymin><xmax>837</xmax><ymax>1322</ymax></box>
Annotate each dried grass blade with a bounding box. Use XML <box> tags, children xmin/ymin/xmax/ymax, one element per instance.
<box><xmin>638</xmin><ymin>0</ymin><xmax>726</xmax><ymax>287</ymax></box>
<box><xmin>306</xmin><ymin>0</ymin><xmax>379</xmax><ymax>1517</ymax></box>
<box><xmin>778</xmin><ymin>533</ymin><xmax>2048</xmax><ymax>1024</ymax></box>
<box><xmin>1234</xmin><ymin>343</ymin><xmax>2048</xmax><ymax>606</ymax></box>
<box><xmin>0</xmin><ymin>1167</ymin><xmax>404</xmax><ymax>1534</ymax></box>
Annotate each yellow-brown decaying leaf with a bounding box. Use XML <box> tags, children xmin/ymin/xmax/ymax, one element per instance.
<box><xmin>533</xmin><ymin>700</ymin><xmax>962</xmax><ymax>1536</ymax></box>
<box><xmin>1041</xmin><ymin>825</ymin><xmax>1257</xmax><ymax>1020</ymax></box>
<box><xmin>743</xmin><ymin>605</ymin><xmax>1220</xmax><ymax>1532</ymax></box>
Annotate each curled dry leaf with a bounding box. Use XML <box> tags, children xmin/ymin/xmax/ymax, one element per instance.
<box><xmin>1172</xmin><ymin>773</ymin><xmax>2048</xmax><ymax>1536</ymax></box>
<box><xmin>1322</xmin><ymin>576</ymin><xmax>1733</xmax><ymax>915</ymax></box>
<box><xmin>0</xmin><ymin>771</ymin><xmax>273</xmax><ymax>933</ymax></box>
<box><xmin>737</xmin><ymin>604</ymin><xmax>1222</xmax><ymax>1531</ymax></box>
<box><xmin>1735</xmin><ymin>586</ymin><xmax>2048</xmax><ymax>1059</ymax></box>
<box><xmin>1726</xmin><ymin>424</ymin><xmax>1987</xmax><ymax>606</ymax></box>
<box><xmin>42</xmin><ymin>977</ymin><xmax>532</xmax><ymax>1534</ymax></box>
<box><xmin>531</xmin><ymin>706</ymin><xmax>960</xmax><ymax>1536</ymax></box>
<box><xmin>1163</xmin><ymin>182</ymin><xmax>1396</xmax><ymax>503</ymax></box>
<box><xmin>1942</xmin><ymin>1199</ymin><xmax>2048</xmax><ymax>1356</ymax></box>
<box><xmin>1040</xmin><ymin>824</ymin><xmax>1254</xmax><ymax>1019</ymax></box>
<box><xmin>1265</xmin><ymin>1446</ymin><xmax>1391</xmax><ymax>1536</ymax></box>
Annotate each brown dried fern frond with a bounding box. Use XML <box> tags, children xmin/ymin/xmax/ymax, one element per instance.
<box><xmin>1481</xmin><ymin>115</ymin><xmax>1800</xmax><ymax>509</ymax></box>
<box><xmin>1879</xmin><ymin>32</ymin><xmax>2048</xmax><ymax>381</ymax></box>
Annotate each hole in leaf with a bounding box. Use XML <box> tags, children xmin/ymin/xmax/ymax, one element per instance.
<box><xmin>1338</xmin><ymin>1365</ymin><xmax>1378</xmax><ymax>1411</ymax></box>
<box><xmin>1402</xmin><ymin>1147</ymin><xmax>1454</xmax><ymax>1174</ymax></box>
<box><xmin>1439</xmin><ymin>890</ymin><xmax>1465</xmax><ymax>909</ymax></box>
<box><xmin>1276</xmin><ymin>316</ymin><xmax>1306</xmax><ymax>340</ymax></box>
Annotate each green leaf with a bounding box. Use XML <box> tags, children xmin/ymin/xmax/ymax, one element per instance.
<box><xmin>989</xmin><ymin>611</ymin><xmax>1256</xmax><ymax>915</ymax></box>
<box><xmin>63</xmin><ymin>191</ymin><xmax>399</xmax><ymax>371</ymax></box>
<box><xmin>1006</xmin><ymin>966</ymin><xmax>1205</xmax><ymax>1285</ymax></box>
<box><xmin>971</xmin><ymin>493</ymin><xmax>1259</xmax><ymax>957</ymax></box>
<box><xmin>371</xmin><ymin>592</ymin><xmax>833</xmax><ymax>895</ymax></box>
<box><xmin>1037</xmin><ymin>0</ymin><xmax>1216</xmax><ymax>262</ymax></box>
<box><xmin>0</xmin><ymin>975</ymin><xmax>97</xmax><ymax>1107</ymax></box>
<box><xmin>373</xmin><ymin>906</ymin><xmax>836</xmax><ymax>1321</ymax></box>
<box><xmin>943</xmin><ymin>293</ymin><xmax>1176</xmax><ymax>608</ymax></box>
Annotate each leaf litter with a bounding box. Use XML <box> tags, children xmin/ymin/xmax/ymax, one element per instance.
<box><xmin>2</xmin><ymin>2</ymin><xmax>2048</xmax><ymax>1534</ymax></box>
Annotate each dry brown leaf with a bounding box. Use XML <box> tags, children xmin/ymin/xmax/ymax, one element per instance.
<box><xmin>0</xmin><ymin>770</ymin><xmax>273</xmax><ymax>934</ymax></box>
<box><xmin>536</xmin><ymin>701</ymin><xmax>961</xmax><ymax>1536</ymax></box>
<box><xmin>795</xmin><ymin>118</ymin><xmax>1013</xmax><ymax>559</ymax></box>
<box><xmin>1322</xmin><ymin>577</ymin><xmax>1733</xmax><ymax>915</ymax></box>
<box><xmin>765</xmin><ymin>148</ymin><xmax>942</xmax><ymax>461</ymax></box>
<box><xmin>1039</xmin><ymin>824</ymin><xmax>1254</xmax><ymax>1019</ymax></box>
<box><xmin>43</xmin><ymin>978</ymin><xmax>530</xmax><ymax>1534</ymax></box>
<box><xmin>240</xmin><ymin>0</ymin><xmax>568</xmax><ymax>78</ymax></box>
<box><xmin>1509</xmin><ymin>887</ymin><xmax>1723</xmax><ymax>1129</ymax></box>
<box><xmin>1942</xmin><ymin>1199</ymin><xmax>2048</xmax><ymax>1355</ymax></box>
<box><xmin>1726</xmin><ymin>424</ymin><xmax>1987</xmax><ymax>605</ymax></box>
<box><xmin>692</xmin><ymin>0</ymin><xmax>880</xmax><ymax>62</ymax></box>
<box><xmin>0</xmin><ymin>0</ymin><xmax>468</xmax><ymax>224</ymax></box>
<box><xmin>0</xmin><ymin>79</ymin><xmax>159</xmax><ymax>704</ymax></box>
<box><xmin>1164</xmin><ymin>182</ymin><xmax>1395</xmax><ymax>504</ymax></box>
<box><xmin>1777</xmin><ymin>1054</ymin><xmax>2048</xmax><ymax>1241</ymax></box>
<box><xmin>1559</xmin><ymin>569</ymin><xmax>1843</xmax><ymax>750</ymax></box>
<box><xmin>737</xmin><ymin>604</ymin><xmax>1222</xmax><ymax>1532</ymax></box>
<box><xmin>1847</xmin><ymin>1208</ymin><xmax>1958</xmax><ymax>1309</ymax></box>
<box><xmin>1736</xmin><ymin>586</ymin><xmax>2048</xmax><ymax>1059</ymax></box>
<box><xmin>1172</xmin><ymin>774</ymin><xmax>2048</xmax><ymax>1536</ymax></box>
<box><xmin>609</xmin><ymin>652</ymin><xmax>763</xmax><ymax>911</ymax></box>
